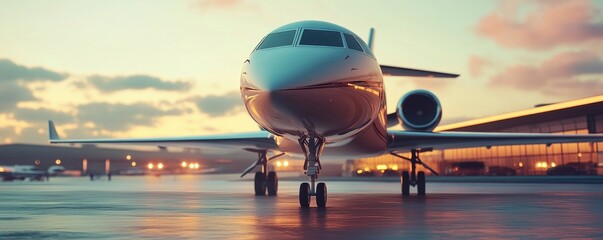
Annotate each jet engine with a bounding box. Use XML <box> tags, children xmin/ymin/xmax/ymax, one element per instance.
<box><xmin>396</xmin><ymin>90</ymin><xmax>442</xmax><ymax>132</ymax></box>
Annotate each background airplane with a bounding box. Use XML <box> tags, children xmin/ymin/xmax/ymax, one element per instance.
<box><xmin>49</xmin><ymin>21</ymin><xmax>603</xmax><ymax>208</ymax></box>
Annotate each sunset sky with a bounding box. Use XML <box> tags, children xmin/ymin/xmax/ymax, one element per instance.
<box><xmin>1</xmin><ymin>0</ymin><xmax>603</xmax><ymax>144</ymax></box>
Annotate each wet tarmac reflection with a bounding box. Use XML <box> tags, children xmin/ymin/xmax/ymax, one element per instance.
<box><xmin>1</xmin><ymin>174</ymin><xmax>602</xmax><ymax>239</ymax></box>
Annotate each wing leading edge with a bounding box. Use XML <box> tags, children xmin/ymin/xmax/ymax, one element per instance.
<box><xmin>387</xmin><ymin>130</ymin><xmax>603</xmax><ymax>153</ymax></box>
<box><xmin>48</xmin><ymin>121</ymin><xmax>279</xmax><ymax>151</ymax></box>
<box><xmin>380</xmin><ymin>65</ymin><xmax>459</xmax><ymax>78</ymax></box>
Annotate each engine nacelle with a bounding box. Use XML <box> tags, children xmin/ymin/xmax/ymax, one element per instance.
<box><xmin>396</xmin><ymin>90</ymin><xmax>442</xmax><ymax>132</ymax></box>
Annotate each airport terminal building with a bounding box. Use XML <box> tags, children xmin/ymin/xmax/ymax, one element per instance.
<box><xmin>347</xmin><ymin>95</ymin><xmax>603</xmax><ymax>176</ymax></box>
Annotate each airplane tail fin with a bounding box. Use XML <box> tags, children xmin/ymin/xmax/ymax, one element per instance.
<box><xmin>48</xmin><ymin>121</ymin><xmax>60</xmax><ymax>141</ymax></box>
<box><xmin>367</xmin><ymin>28</ymin><xmax>375</xmax><ymax>51</ymax></box>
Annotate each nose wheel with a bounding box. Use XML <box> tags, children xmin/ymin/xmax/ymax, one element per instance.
<box><xmin>298</xmin><ymin>135</ymin><xmax>327</xmax><ymax>208</ymax></box>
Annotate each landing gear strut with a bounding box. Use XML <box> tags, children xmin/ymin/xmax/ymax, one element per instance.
<box><xmin>391</xmin><ymin>149</ymin><xmax>439</xmax><ymax>196</ymax></box>
<box><xmin>241</xmin><ymin>151</ymin><xmax>284</xmax><ymax>196</ymax></box>
<box><xmin>298</xmin><ymin>135</ymin><xmax>327</xmax><ymax>208</ymax></box>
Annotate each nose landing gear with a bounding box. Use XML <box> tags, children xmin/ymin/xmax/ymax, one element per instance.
<box><xmin>391</xmin><ymin>149</ymin><xmax>438</xmax><ymax>196</ymax></box>
<box><xmin>298</xmin><ymin>135</ymin><xmax>327</xmax><ymax>208</ymax></box>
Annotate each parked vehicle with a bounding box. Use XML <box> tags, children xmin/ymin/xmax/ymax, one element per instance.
<box><xmin>487</xmin><ymin>166</ymin><xmax>516</xmax><ymax>176</ymax></box>
<box><xmin>547</xmin><ymin>162</ymin><xmax>597</xmax><ymax>176</ymax></box>
<box><xmin>449</xmin><ymin>161</ymin><xmax>485</xmax><ymax>176</ymax></box>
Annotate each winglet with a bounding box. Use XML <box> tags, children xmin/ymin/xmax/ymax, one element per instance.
<box><xmin>48</xmin><ymin>121</ymin><xmax>60</xmax><ymax>141</ymax></box>
<box><xmin>367</xmin><ymin>28</ymin><xmax>375</xmax><ymax>51</ymax></box>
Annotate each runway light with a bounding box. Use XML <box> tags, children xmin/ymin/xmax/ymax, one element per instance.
<box><xmin>131</xmin><ymin>161</ymin><xmax>137</xmax><ymax>167</ymax></box>
<box><xmin>148</xmin><ymin>163</ymin><xmax>154</xmax><ymax>170</ymax></box>
<box><xmin>157</xmin><ymin>163</ymin><xmax>164</xmax><ymax>170</ymax></box>
<box><xmin>376</xmin><ymin>164</ymin><xmax>387</xmax><ymax>170</ymax></box>
<box><xmin>276</xmin><ymin>161</ymin><xmax>282</xmax><ymax>167</ymax></box>
<box><xmin>357</xmin><ymin>169</ymin><xmax>363</xmax><ymax>174</ymax></box>
<box><xmin>126</xmin><ymin>155</ymin><xmax>132</xmax><ymax>160</ymax></box>
<box><xmin>55</xmin><ymin>159</ymin><xmax>62</xmax><ymax>165</ymax></box>
<box><xmin>181</xmin><ymin>161</ymin><xmax>188</xmax><ymax>168</ymax></box>
<box><xmin>283</xmin><ymin>161</ymin><xmax>289</xmax><ymax>167</ymax></box>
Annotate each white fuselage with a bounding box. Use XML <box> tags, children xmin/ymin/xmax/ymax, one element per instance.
<box><xmin>240</xmin><ymin>21</ymin><xmax>389</xmax><ymax>159</ymax></box>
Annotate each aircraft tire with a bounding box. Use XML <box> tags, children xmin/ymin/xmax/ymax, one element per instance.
<box><xmin>254</xmin><ymin>172</ymin><xmax>266</xmax><ymax>196</ymax></box>
<box><xmin>299</xmin><ymin>182</ymin><xmax>311</xmax><ymax>207</ymax></box>
<box><xmin>417</xmin><ymin>171</ymin><xmax>426</xmax><ymax>196</ymax></box>
<box><xmin>267</xmin><ymin>171</ymin><xmax>278</xmax><ymax>196</ymax></box>
<box><xmin>401</xmin><ymin>171</ymin><xmax>410</xmax><ymax>196</ymax></box>
<box><xmin>316</xmin><ymin>182</ymin><xmax>327</xmax><ymax>208</ymax></box>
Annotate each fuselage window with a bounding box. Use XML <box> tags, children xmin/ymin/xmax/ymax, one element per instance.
<box><xmin>344</xmin><ymin>33</ymin><xmax>363</xmax><ymax>52</ymax></box>
<box><xmin>256</xmin><ymin>30</ymin><xmax>297</xmax><ymax>50</ymax></box>
<box><xmin>299</xmin><ymin>29</ymin><xmax>343</xmax><ymax>47</ymax></box>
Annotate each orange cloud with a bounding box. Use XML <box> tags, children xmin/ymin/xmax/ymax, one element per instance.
<box><xmin>477</xmin><ymin>0</ymin><xmax>603</xmax><ymax>50</ymax></box>
<box><xmin>468</xmin><ymin>55</ymin><xmax>492</xmax><ymax>78</ymax></box>
<box><xmin>489</xmin><ymin>51</ymin><xmax>603</xmax><ymax>97</ymax></box>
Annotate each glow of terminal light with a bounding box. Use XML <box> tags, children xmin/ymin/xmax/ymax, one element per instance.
<box><xmin>0</xmin><ymin>167</ymin><xmax>4</xmax><ymax>172</ymax></box>
<box><xmin>283</xmin><ymin>160</ymin><xmax>289</xmax><ymax>167</ymax></box>
<box><xmin>131</xmin><ymin>161</ymin><xmax>137</xmax><ymax>167</ymax></box>
<box><xmin>55</xmin><ymin>159</ymin><xmax>61</xmax><ymax>165</ymax></box>
<box><xmin>518</xmin><ymin>162</ymin><xmax>524</xmax><ymax>167</ymax></box>
<box><xmin>357</xmin><ymin>169</ymin><xmax>363</xmax><ymax>174</ymax></box>
<box><xmin>181</xmin><ymin>161</ymin><xmax>188</xmax><ymax>168</ymax></box>
<box><xmin>391</xmin><ymin>165</ymin><xmax>399</xmax><ymax>170</ymax></box>
<box><xmin>551</xmin><ymin>162</ymin><xmax>556</xmax><ymax>167</ymax></box>
<box><xmin>157</xmin><ymin>163</ymin><xmax>164</xmax><ymax>170</ymax></box>
<box><xmin>148</xmin><ymin>163</ymin><xmax>154</xmax><ymax>170</ymax></box>
<box><xmin>195</xmin><ymin>163</ymin><xmax>200</xmax><ymax>169</ymax></box>
<box><xmin>376</xmin><ymin>164</ymin><xmax>388</xmax><ymax>170</ymax></box>
<box><xmin>364</xmin><ymin>167</ymin><xmax>370</xmax><ymax>172</ymax></box>
<box><xmin>276</xmin><ymin>161</ymin><xmax>282</xmax><ymax>167</ymax></box>
<box><xmin>126</xmin><ymin>155</ymin><xmax>132</xmax><ymax>160</ymax></box>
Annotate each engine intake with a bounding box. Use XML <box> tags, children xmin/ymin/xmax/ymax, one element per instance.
<box><xmin>397</xmin><ymin>90</ymin><xmax>442</xmax><ymax>132</ymax></box>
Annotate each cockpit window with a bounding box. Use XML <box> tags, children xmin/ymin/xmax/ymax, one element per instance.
<box><xmin>256</xmin><ymin>30</ymin><xmax>297</xmax><ymax>50</ymax></box>
<box><xmin>299</xmin><ymin>29</ymin><xmax>343</xmax><ymax>47</ymax></box>
<box><xmin>344</xmin><ymin>33</ymin><xmax>363</xmax><ymax>52</ymax></box>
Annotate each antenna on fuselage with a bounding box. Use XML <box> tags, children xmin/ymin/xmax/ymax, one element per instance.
<box><xmin>367</xmin><ymin>28</ymin><xmax>375</xmax><ymax>51</ymax></box>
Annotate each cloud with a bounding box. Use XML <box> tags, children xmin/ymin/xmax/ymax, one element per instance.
<box><xmin>476</xmin><ymin>0</ymin><xmax>603</xmax><ymax>50</ymax></box>
<box><xmin>489</xmin><ymin>51</ymin><xmax>603</xmax><ymax>97</ymax></box>
<box><xmin>13</xmin><ymin>108</ymin><xmax>73</xmax><ymax>124</ymax></box>
<box><xmin>0</xmin><ymin>81</ymin><xmax>36</xmax><ymax>111</ymax></box>
<box><xmin>194</xmin><ymin>92</ymin><xmax>242</xmax><ymax>117</ymax></box>
<box><xmin>87</xmin><ymin>75</ymin><xmax>192</xmax><ymax>92</ymax></box>
<box><xmin>468</xmin><ymin>55</ymin><xmax>492</xmax><ymax>78</ymax></box>
<box><xmin>76</xmin><ymin>103</ymin><xmax>183</xmax><ymax>131</ymax></box>
<box><xmin>0</xmin><ymin>59</ymin><xmax>67</xmax><ymax>81</ymax></box>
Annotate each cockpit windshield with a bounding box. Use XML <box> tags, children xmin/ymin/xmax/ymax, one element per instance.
<box><xmin>299</xmin><ymin>29</ymin><xmax>343</xmax><ymax>47</ymax></box>
<box><xmin>256</xmin><ymin>30</ymin><xmax>297</xmax><ymax>50</ymax></box>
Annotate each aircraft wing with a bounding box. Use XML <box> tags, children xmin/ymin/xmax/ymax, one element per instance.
<box><xmin>48</xmin><ymin>121</ymin><xmax>279</xmax><ymax>151</ymax></box>
<box><xmin>387</xmin><ymin>130</ymin><xmax>603</xmax><ymax>152</ymax></box>
<box><xmin>380</xmin><ymin>65</ymin><xmax>459</xmax><ymax>78</ymax></box>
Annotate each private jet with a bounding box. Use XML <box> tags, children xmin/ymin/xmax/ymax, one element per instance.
<box><xmin>49</xmin><ymin>21</ymin><xmax>603</xmax><ymax>207</ymax></box>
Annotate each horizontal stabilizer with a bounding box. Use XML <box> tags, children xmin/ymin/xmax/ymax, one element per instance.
<box><xmin>380</xmin><ymin>65</ymin><xmax>459</xmax><ymax>78</ymax></box>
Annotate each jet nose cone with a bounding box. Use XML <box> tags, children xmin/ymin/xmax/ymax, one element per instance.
<box><xmin>242</xmin><ymin>48</ymin><xmax>346</xmax><ymax>92</ymax></box>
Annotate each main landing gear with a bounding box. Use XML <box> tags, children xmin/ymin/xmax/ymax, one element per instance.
<box><xmin>391</xmin><ymin>149</ymin><xmax>439</xmax><ymax>196</ymax></box>
<box><xmin>298</xmin><ymin>135</ymin><xmax>327</xmax><ymax>208</ymax></box>
<box><xmin>241</xmin><ymin>150</ymin><xmax>285</xmax><ymax>196</ymax></box>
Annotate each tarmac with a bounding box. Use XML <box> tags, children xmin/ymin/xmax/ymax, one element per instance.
<box><xmin>1</xmin><ymin>174</ymin><xmax>602</xmax><ymax>239</ymax></box>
